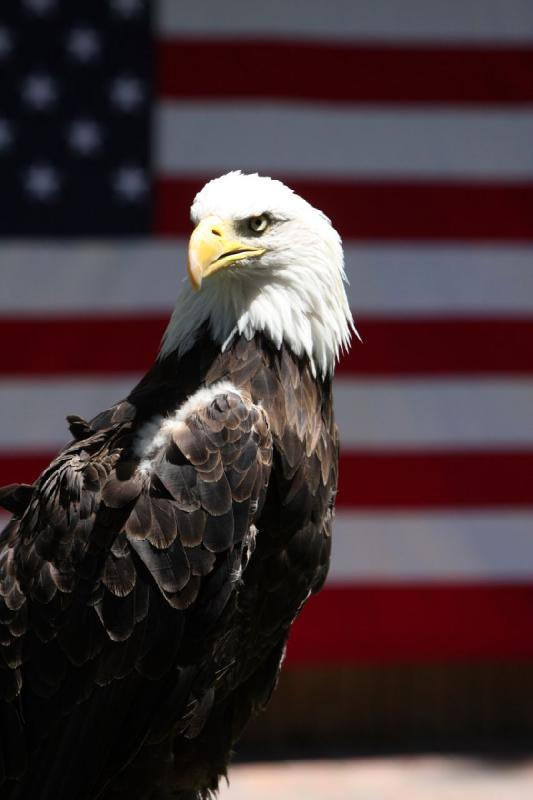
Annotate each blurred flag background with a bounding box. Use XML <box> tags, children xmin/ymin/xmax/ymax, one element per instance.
<box><xmin>2</xmin><ymin>0</ymin><xmax>533</xmax><ymax>747</ymax></box>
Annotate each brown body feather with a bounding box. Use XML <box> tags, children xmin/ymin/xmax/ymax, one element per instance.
<box><xmin>0</xmin><ymin>332</ymin><xmax>337</xmax><ymax>800</ymax></box>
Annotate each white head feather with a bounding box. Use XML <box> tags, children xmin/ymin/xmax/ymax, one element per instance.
<box><xmin>160</xmin><ymin>171</ymin><xmax>355</xmax><ymax>378</ymax></box>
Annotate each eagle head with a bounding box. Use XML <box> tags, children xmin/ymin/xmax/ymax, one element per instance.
<box><xmin>161</xmin><ymin>172</ymin><xmax>355</xmax><ymax>378</ymax></box>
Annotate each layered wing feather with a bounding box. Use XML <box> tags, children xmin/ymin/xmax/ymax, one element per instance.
<box><xmin>0</xmin><ymin>387</ymin><xmax>272</xmax><ymax>800</ymax></box>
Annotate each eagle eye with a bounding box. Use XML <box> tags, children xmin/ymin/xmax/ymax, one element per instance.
<box><xmin>248</xmin><ymin>215</ymin><xmax>269</xmax><ymax>234</ymax></box>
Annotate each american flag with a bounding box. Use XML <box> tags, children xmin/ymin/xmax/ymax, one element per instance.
<box><xmin>3</xmin><ymin>0</ymin><xmax>533</xmax><ymax>668</ymax></box>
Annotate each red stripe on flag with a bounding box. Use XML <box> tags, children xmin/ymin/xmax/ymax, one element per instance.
<box><xmin>0</xmin><ymin>454</ymin><xmax>53</xmax><ymax>486</ymax></box>
<box><xmin>0</xmin><ymin>315</ymin><xmax>165</xmax><ymax>376</ymax></box>
<box><xmin>157</xmin><ymin>40</ymin><xmax>533</xmax><ymax>105</ymax></box>
<box><xmin>3</xmin><ymin>317</ymin><xmax>533</xmax><ymax>377</ymax></box>
<box><xmin>345</xmin><ymin>318</ymin><xmax>533</xmax><ymax>376</ymax></box>
<box><xmin>285</xmin><ymin>583</ymin><xmax>533</xmax><ymax>664</ymax></box>
<box><xmin>338</xmin><ymin>451</ymin><xmax>533</xmax><ymax>508</ymax></box>
<box><xmin>3</xmin><ymin>451</ymin><xmax>533</xmax><ymax>508</ymax></box>
<box><xmin>155</xmin><ymin>178</ymin><xmax>533</xmax><ymax>241</ymax></box>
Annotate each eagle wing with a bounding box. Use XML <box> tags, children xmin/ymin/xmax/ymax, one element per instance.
<box><xmin>0</xmin><ymin>387</ymin><xmax>272</xmax><ymax>800</ymax></box>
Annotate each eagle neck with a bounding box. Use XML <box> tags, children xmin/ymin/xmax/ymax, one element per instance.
<box><xmin>159</xmin><ymin>271</ymin><xmax>351</xmax><ymax>380</ymax></box>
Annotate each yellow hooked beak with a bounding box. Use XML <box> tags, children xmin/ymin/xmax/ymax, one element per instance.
<box><xmin>187</xmin><ymin>216</ymin><xmax>266</xmax><ymax>290</ymax></box>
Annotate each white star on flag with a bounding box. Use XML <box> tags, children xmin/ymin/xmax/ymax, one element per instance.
<box><xmin>113</xmin><ymin>167</ymin><xmax>148</xmax><ymax>201</ymax></box>
<box><xmin>66</xmin><ymin>28</ymin><xmax>101</xmax><ymax>63</ymax></box>
<box><xmin>21</xmin><ymin>74</ymin><xmax>57</xmax><ymax>110</ymax></box>
<box><xmin>23</xmin><ymin>0</ymin><xmax>56</xmax><ymax>14</ymax></box>
<box><xmin>109</xmin><ymin>77</ymin><xmax>144</xmax><ymax>112</ymax></box>
<box><xmin>23</xmin><ymin>165</ymin><xmax>61</xmax><ymax>201</ymax></box>
<box><xmin>0</xmin><ymin>120</ymin><xmax>13</xmax><ymax>152</ymax></box>
<box><xmin>111</xmin><ymin>0</ymin><xmax>143</xmax><ymax>17</ymax></box>
<box><xmin>67</xmin><ymin>120</ymin><xmax>103</xmax><ymax>155</ymax></box>
<box><xmin>0</xmin><ymin>28</ymin><xmax>14</xmax><ymax>60</ymax></box>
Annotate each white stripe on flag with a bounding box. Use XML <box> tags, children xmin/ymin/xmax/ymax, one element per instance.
<box><xmin>330</xmin><ymin>511</ymin><xmax>533</xmax><ymax>582</ymax></box>
<box><xmin>1</xmin><ymin>378</ymin><xmax>533</xmax><ymax>451</ymax></box>
<box><xmin>1</xmin><ymin>242</ymin><xmax>180</xmax><ymax>315</ymax></box>
<box><xmin>334</xmin><ymin>379</ymin><xmax>533</xmax><ymax>449</ymax></box>
<box><xmin>0</xmin><ymin>379</ymin><xmax>136</xmax><ymax>450</ymax></box>
<box><xmin>1</xmin><ymin>510</ymin><xmax>531</xmax><ymax>583</ymax></box>
<box><xmin>2</xmin><ymin>510</ymin><xmax>533</xmax><ymax>583</ymax></box>
<box><xmin>4</xmin><ymin>243</ymin><xmax>533</xmax><ymax>316</ymax></box>
<box><xmin>157</xmin><ymin>0</ymin><xmax>533</xmax><ymax>42</ymax></box>
<box><xmin>156</xmin><ymin>103</ymin><xmax>533</xmax><ymax>179</ymax></box>
<box><xmin>344</xmin><ymin>245</ymin><xmax>533</xmax><ymax>317</ymax></box>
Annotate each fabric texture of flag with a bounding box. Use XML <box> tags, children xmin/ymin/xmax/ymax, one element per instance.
<box><xmin>2</xmin><ymin>0</ymin><xmax>533</xmax><ymax>667</ymax></box>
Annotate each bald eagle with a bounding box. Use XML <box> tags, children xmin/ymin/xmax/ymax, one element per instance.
<box><xmin>0</xmin><ymin>172</ymin><xmax>353</xmax><ymax>799</ymax></box>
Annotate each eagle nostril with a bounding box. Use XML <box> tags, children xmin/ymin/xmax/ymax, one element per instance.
<box><xmin>211</xmin><ymin>227</ymin><xmax>222</xmax><ymax>237</ymax></box>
